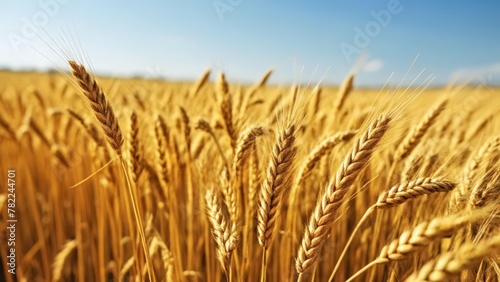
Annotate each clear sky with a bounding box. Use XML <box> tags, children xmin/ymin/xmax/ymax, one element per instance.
<box><xmin>1</xmin><ymin>1</ymin><xmax>499</xmax><ymax>86</ymax></box>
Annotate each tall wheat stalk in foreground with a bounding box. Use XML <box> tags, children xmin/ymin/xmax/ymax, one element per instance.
<box><xmin>296</xmin><ymin>114</ymin><xmax>390</xmax><ymax>281</ymax></box>
<box><xmin>258</xmin><ymin>123</ymin><xmax>297</xmax><ymax>282</ymax></box>
<box><xmin>68</xmin><ymin>61</ymin><xmax>155</xmax><ymax>282</ymax></box>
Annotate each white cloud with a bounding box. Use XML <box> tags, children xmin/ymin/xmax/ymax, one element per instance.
<box><xmin>449</xmin><ymin>62</ymin><xmax>500</xmax><ymax>85</ymax></box>
<box><xmin>361</xmin><ymin>59</ymin><xmax>384</xmax><ymax>73</ymax></box>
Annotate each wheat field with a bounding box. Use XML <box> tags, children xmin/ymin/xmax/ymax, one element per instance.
<box><xmin>0</xmin><ymin>63</ymin><xmax>499</xmax><ymax>282</ymax></box>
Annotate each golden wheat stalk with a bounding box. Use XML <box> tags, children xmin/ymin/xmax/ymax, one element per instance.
<box><xmin>378</xmin><ymin>211</ymin><xmax>490</xmax><ymax>262</ymax></box>
<box><xmin>248</xmin><ymin>145</ymin><xmax>261</xmax><ymax>217</ymax></box>
<box><xmin>179</xmin><ymin>106</ymin><xmax>192</xmax><ymax>153</ymax></box>
<box><xmin>69</xmin><ymin>60</ymin><xmax>155</xmax><ymax>282</ymax></box>
<box><xmin>205</xmin><ymin>187</ymin><xmax>237</xmax><ymax>276</ymax></box>
<box><xmin>128</xmin><ymin>111</ymin><xmax>142</xmax><ymax>184</ymax></box>
<box><xmin>405</xmin><ymin>234</ymin><xmax>500</xmax><ymax>282</ymax></box>
<box><xmin>216</xmin><ymin>73</ymin><xmax>238</xmax><ymax>147</ymax></box>
<box><xmin>345</xmin><ymin>209</ymin><xmax>494</xmax><ymax>282</ymax></box>
<box><xmin>219</xmin><ymin>167</ymin><xmax>240</xmax><ymax>248</ymax></box>
<box><xmin>68</xmin><ymin>61</ymin><xmax>123</xmax><ymax>155</ymax></box>
<box><xmin>296</xmin><ymin>114</ymin><xmax>390</xmax><ymax>281</ymax></box>
<box><xmin>232</xmin><ymin>126</ymin><xmax>265</xmax><ymax>176</ymax></box>
<box><xmin>257</xmin><ymin>123</ymin><xmax>297</xmax><ymax>282</ymax></box>
<box><xmin>376</xmin><ymin>177</ymin><xmax>456</xmax><ymax>208</ymax></box>
<box><xmin>257</xmin><ymin>123</ymin><xmax>297</xmax><ymax>250</ymax></box>
<box><xmin>196</xmin><ymin>118</ymin><xmax>230</xmax><ymax>170</ymax></box>
<box><xmin>468</xmin><ymin>169</ymin><xmax>500</xmax><ymax>210</ymax></box>
<box><xmin>330</xmin><ymin>177</ymin><xmax>456</xmax><ymax>281</ymax></box>
<box><xmin>154</xmin><ymin>114</ymin><xmax>170</xmax><ymax>190</ymax></box>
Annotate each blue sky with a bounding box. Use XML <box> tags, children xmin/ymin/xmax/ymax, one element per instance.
<box><xmin>1</xmin><ymin>1</ymin><xmax>499</xmax><ymax>86</ymax></box>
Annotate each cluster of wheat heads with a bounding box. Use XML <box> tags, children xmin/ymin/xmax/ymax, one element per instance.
<box><xmin>0</xmin><ymin>62</ymin><xmax>499</xmax><ymax>282</ymax></box>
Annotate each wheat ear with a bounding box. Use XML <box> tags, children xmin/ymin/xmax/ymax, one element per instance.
<box><xmin>379</xmin><ymin>211</ymin><xmax>490</xmax><ymax>263</ymax></box>
<box><xmin>257</xmin><ymin>124</ymin><xmax>297</xmax><ymax>249</ymax></box>
<box><xmin>220</xmin><ymin>167</ymin><xmax>240</xmax><ymax>248</ymax></box>
<box><xmin>179</xmin><ymin>106</ymin><xmax>191</xmax><ymax>153</ymax></box>
<box><xmin>128</xmin><ymin>111</ymin><xmax>142</xmax><ymax>184</ymax></box>
<box><xmin>257</xmin><ymin>123</ymin><xmax>297</xmax><ymax>282</ymax></box>
<box><xmin>216</xmin><ymin>73</ymin><xmax>237</xmax><ymax>147</ymax></box>
<box><xmin>468</xmin><ymin>170</ymin><xmax>500</xmax><ymax>210</ymax></box>
<box><xmin>68</xmin><ymin>61</ymin><xmax>123</xmax><ymax>155</ymax></box>
<box><xmin>296</xmin><ymin>115</ymin><xmax>390</xmax><ymax>281</ymax></box>
<box><xmin>330</xmin><ymin>177</ymin><xmax>456</xmax><ymax>281</ymax></box>
<box><xmin>232</xmin><ymin>126</ymin><xmax>265</xmax><ymax>176</ymax></box>
<box><xmin>69</xmin><ymin>61</ymin><xmax>155</xmax><ymax>281</ymax></box>
<box><xmin>376</xmin><ymin>177</ymin><xmax>456</xmax><ymax>208</ymax></box>
<box><xmin>248</xmin><ymin>144</ymin><xmax>261</xmax><ymax>217</ymax></box>
<box><xmin>154</xmin><ymin>115</ymin><xmax>170</xmax><ymax>189</ymax></box>
<box><xmin>196</xmin><ymin>118</ymin><xmax>230</xmax><ymax>170</ymax></box>
<box><xmin>405</xmin><ymin>234</ymin><xmax>500</xmax><ymax>282</ymax></box>
<box><xmin>205</xmin><ymin>187</ymin><xmax>237</xmax><ymax>275</ymax></box>
<box><xmin>346</xmin><ymin>209</ymin><xmax>492</xmax><ymax>282</ymax></box>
